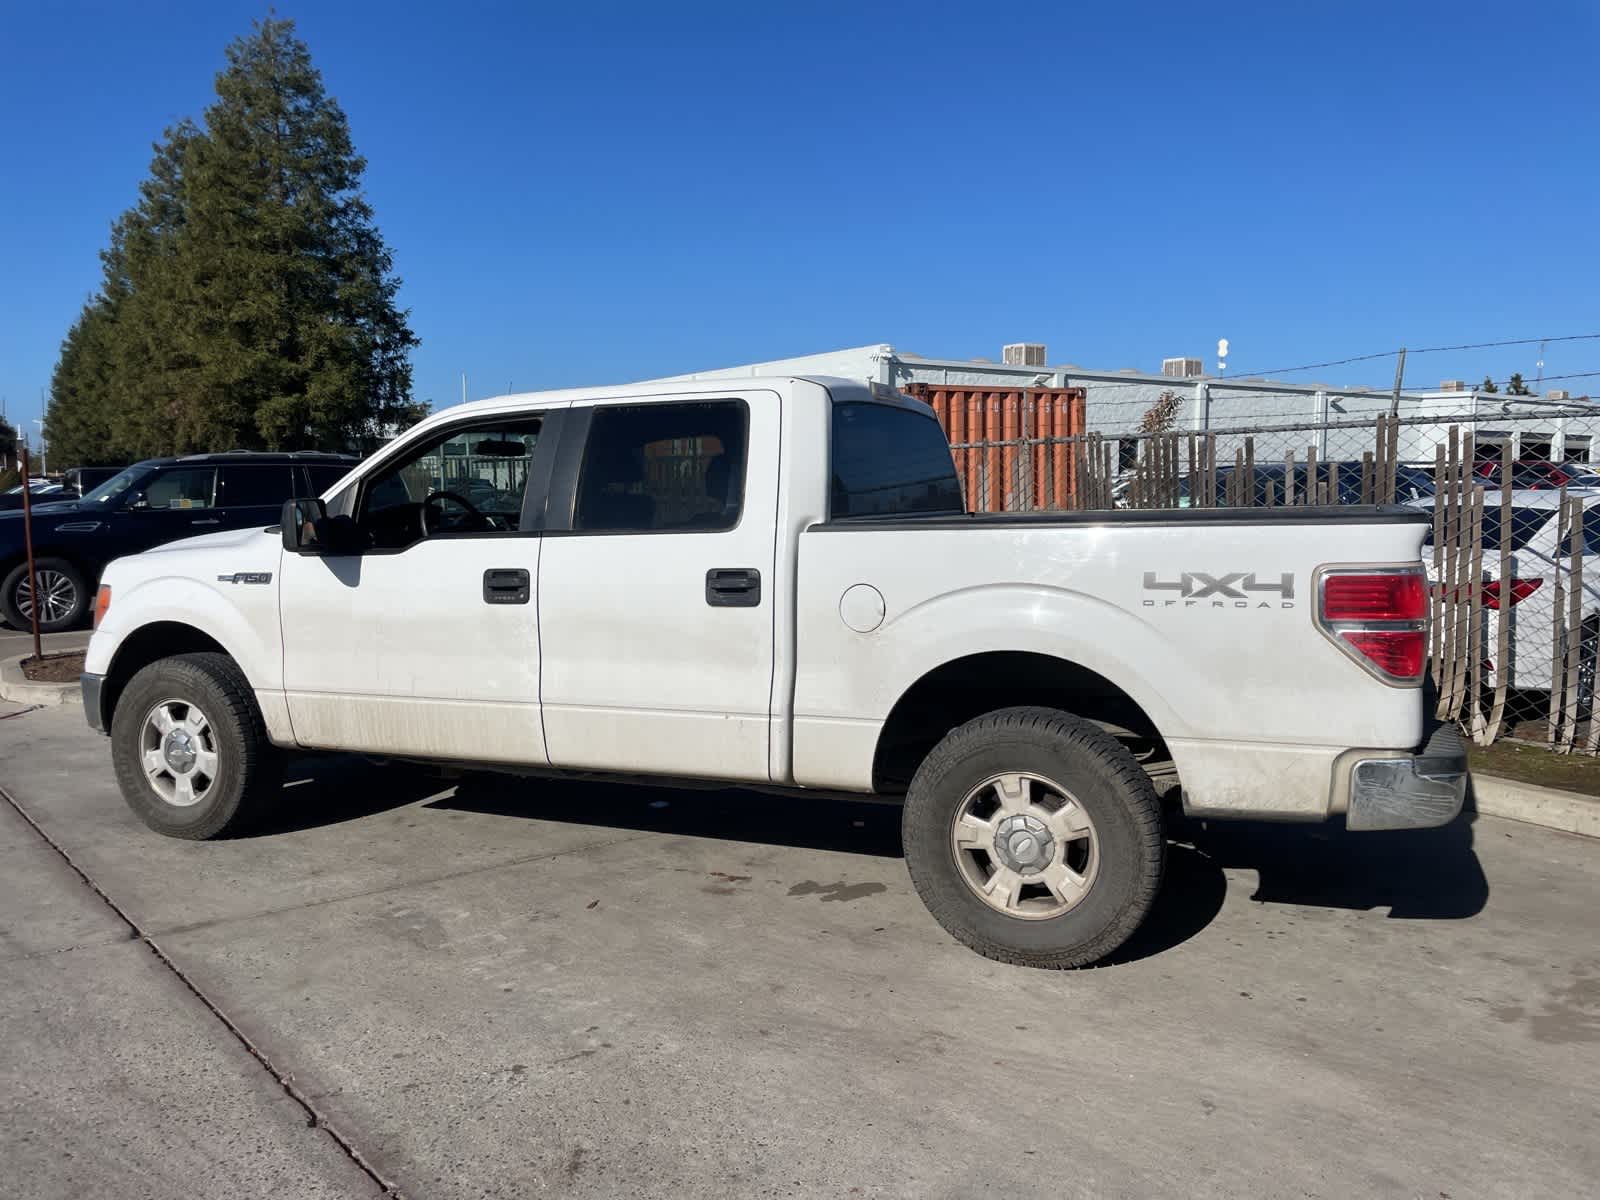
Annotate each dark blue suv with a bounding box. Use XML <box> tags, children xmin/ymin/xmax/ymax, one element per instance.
<box><xmin>0</xmin><ymin>452</ymin><xmax>356</xmax><ymax>631</ymax></box>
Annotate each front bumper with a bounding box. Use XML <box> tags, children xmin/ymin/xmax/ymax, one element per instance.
<box><xmin>81</xmin><ymin>671</ymin><xmax>106</xmax><ymax>733</ymax></box>
<box><xmin>1346</xmin><ymin>723</ymin><xmax>1468</xmax><ymax>830</ymax></box>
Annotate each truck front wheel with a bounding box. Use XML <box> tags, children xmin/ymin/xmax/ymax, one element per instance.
<box><xmin>902</xmin><ymin>707</ymin><xmax>1164</xmax><ymax>968</ymax></box>
<box><xmin>110</xmin><ymin>652</ymin><xmax>282</xmax><ymax>839</ymax></box>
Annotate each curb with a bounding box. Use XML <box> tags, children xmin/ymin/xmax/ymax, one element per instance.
<box><xmin>0</xmin><ymin>654</ymin><xmax>81</xmax><ymax>708</ymax></box>
<box><xmin>1470</xmin><ymin>773</ymin><xmax>1600</xmax><ymax>839</ymax></box>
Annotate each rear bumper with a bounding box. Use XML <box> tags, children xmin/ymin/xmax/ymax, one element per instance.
<box><xmin>1346</xmin><ymin>723</ymin><xmax>1468</xmax><ymax>830</ymax></box>
<box><xmin>81</xmin><ymin>671</ymin><xmax>107</xmax><ymax>733</ymax></box>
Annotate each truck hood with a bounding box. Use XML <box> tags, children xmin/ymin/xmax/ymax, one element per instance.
<box><xmin>142</xmin><ymin>523</ymin><xmax>280</xmax><ymax>556</ymax></box>
<box><xmin>101</xmin><ymin>524</ymin><xmax>282</xmax><ymax>591</ymax></box>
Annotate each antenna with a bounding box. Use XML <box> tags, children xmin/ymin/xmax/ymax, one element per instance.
<box><xmin>1216</xmin><ymin>338</ymin><xmax>1230</xmax><ymax>373</ymax></box>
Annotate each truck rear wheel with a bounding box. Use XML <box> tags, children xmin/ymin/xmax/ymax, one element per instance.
<box><xmin>902</xmin><ymin>706</ymin><xmax>1164</xmax><ymax>968</ymax></box>
<box><xmin>111</xmin><ymin>652</ymin><xmax>282</xmax><ymax>840</ymax></box>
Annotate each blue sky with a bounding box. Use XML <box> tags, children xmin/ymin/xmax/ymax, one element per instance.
<box><xmin>2</xmin><ymin>1</ymin><xmax>1596</xmax><ymax>441</ymax></box>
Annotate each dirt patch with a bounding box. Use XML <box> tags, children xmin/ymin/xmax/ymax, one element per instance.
<box><xmin>1470</xmin><ymin>739</ymin><xmax>1600</xmax><ymax>798</ymax></box>
<box><xmin>20</xmin><ymin>650</ymin><xmax>86</xmax><ymax>684</ymax></box>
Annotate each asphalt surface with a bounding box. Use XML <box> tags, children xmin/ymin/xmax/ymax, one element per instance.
<box><xmin>1</xmin><ymin>703</ymin><xmax>1597</xmax><ymax>1199</ymax></box>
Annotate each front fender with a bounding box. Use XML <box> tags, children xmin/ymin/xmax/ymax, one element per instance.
<box><xmin>86</xmin><ymin>572</ymin><xmax>280</xmax><ymax>691</ymax></box>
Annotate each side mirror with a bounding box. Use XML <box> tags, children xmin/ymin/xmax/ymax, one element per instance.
<box><xmin>282</xmin><ymin>498</ymin><xmax>327</xmax><ymax>553</ymax></box>
<box><xmin>281</xmin><ymin>498</ymin><xmax>361</xmax><ymax>555</ymax></box>
<box><xmin>126</xmin><ymin>492</ymin><xmax>149</xmax><ymax>511</ymax></box>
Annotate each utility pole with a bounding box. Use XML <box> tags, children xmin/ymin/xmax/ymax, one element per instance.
<box><xmin>1388</xmin><ymin>347</ymin><xmax>1407</xmax><ymax>418</ymax></box>
<box><xmin>19</xmin><ymin>443</ymin><xmax>42</xmax><ymax>661</ymax></box>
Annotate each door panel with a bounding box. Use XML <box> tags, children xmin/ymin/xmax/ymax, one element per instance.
<box><xmin>538</xmin><ymin>394</ymin><xmax>779</xmax><ymax>781</ymax></box>
<box><xmin>279</xmin><ymin>538</ymin><xmax>545</xmax><ymax>761</ymax></box>
<box><xmin>280</xmin><ymin>414</ymin><xmax>554</xmax><ymax>762</ymax></box>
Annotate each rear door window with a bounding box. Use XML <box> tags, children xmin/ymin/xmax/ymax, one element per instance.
<box><xmin>303</xmin><ymin>463</ymin><xmax>353</xmax><ymax>494</ymax></box>
<box><xmin>830</xmin><ymin>402</ymin><xmax>964</xmax><ymax>518</ymax></box>
<box><xmin>574</xmin><ymin>401</ymin><xmax>748</xmax><ymax>533</ymax></box>
<box><xmin>218</xmin><ymin>465</ymin><xmax>297</xmax><ymax>508</ymax></box>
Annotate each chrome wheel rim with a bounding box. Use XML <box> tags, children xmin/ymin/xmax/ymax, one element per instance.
<box><xmin>140</xmin><ymin>699</ymin><xmax>220</xmax><ymax>808</ymax></box>
<box><xmin>16</xmin><ymin>569</ymin><xmax>76</xmax><ymax>624</ymax></box>
<box><xmin>951</xmin><ymin>772</ymin><xmax>1099</xmax><ymax>920</ymax></box>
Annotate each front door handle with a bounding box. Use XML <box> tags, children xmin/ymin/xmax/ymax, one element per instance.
<box><xmin>706</xmin><ymin>567</ymin><xmax>761</xmax><ymax>608</ymax></box>
<box><xmin>483</xmin><ymin>568</ymin><xmax>531</xmax><ymax>605</ymax></box>
<box><xmin>191</xmin><ymin>518</ymin><xmax>221</xmax><ymax>526</ymax></box>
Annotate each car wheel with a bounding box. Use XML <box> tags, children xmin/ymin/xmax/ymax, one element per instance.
<box><xmin>902</xmin><ymin>706</ymin><xmax>1165</xmax><ymax>969</ymax></box>
<box><xmin>111</xmin><ymin>652</ymin><xmax>283</xmax><ymax>839</ymax></box>
<box><xmin>1</xmin><ymin>557</ymin><xmax>88</xmax><ymax>631</ymax></box>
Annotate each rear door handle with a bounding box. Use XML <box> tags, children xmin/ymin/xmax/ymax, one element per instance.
<box><xmin>191</xmin><ymin>518</ymin><xmax>221</xmax><ymax>526</ymax></box>
<box><xmin>706</xmin><ymin>567</ymin><xmax>761</xmax><ymax>607</ymax></box>
<box><xmin>483</xmin><ymin>567</ymin><xmax>531</xmax><ymax>605</ymax></box>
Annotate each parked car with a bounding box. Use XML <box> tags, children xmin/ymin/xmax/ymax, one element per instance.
<box><xmin>0</xmin><ymin>452</ymin><xmax>355</xmax><ymax>631</ymax></box>
<box><xmin>1141</xmin><ymin>460</ymin><xmax>1436</xmax><ymax>507</ymax></box>
<box><xmin>0</xmin><ymin>479</ymin><xmax>67</xmax><ymax>511</ymax></box>
<box><xmin>82</xmin><ymin>377</ymin><xmax>1462</xmax><ymax>969</ymax></box>
<box><xmin>1471</xmin><ymin>459</ymin><xmax>1597</xmax><ymax>491</ymax></box>
<box><xmin>1414</xmin><ymin>487</ymin><xmax>1600</xmax><ymax>703</ymax></box>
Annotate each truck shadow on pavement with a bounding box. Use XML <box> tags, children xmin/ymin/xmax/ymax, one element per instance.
<box><xmin>255</xmin><ymin>760</ymin><xmax>1491</xmax><ymax>965</ymax></box>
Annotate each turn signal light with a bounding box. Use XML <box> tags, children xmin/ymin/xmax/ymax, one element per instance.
<box><xmin>1317</xmin><ymin>567</ymin><xmax>1428</xmax><ymax>684</ymax></box>
<box><xmin>93</xmin><ymin>585</ymin><xmax>112</xmax><ymax>629</ymax></box>
<box><xmin>1481</xmin><ymin>578</ymin><xmax>1543</xmax><ymax>610</ymax></box>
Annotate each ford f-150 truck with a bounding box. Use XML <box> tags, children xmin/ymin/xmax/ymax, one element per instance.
<box><xmin>81</xmin><ymin>377</ymin><xmax>1466</xmax><ymax>968</ymax></box>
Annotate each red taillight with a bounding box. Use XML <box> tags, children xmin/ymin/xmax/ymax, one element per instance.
<box><xmin>93</xmin><ymin>585</ymin><xmax>111</xmax><ymax>629</ymax></box>
<box><xmin>1340</xmin><ymin>630</ymin><xmax>1425</xmax><ymax>679</ymax></box>
<box><xmin>1318</xmin><ymin>568</ymin><xmax>1428</xmax><ymax>683</ymax></box>
<box><xmin>1481</xmin><ymin>578</ymin><xmax>1543</xmax><ymax>610</ymax></box>
<box><xmin>1323</xmin><ymin>572</ymin><xmax>1427</xmax><ymax>621</ymax></box>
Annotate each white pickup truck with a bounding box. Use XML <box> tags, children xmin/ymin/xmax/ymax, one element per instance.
<box><xmin>82</xmin><ymin>376</ymin><xmax>1466</xmax><ymax>967</ymax></box>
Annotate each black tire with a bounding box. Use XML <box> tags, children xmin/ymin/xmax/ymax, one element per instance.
<box><xmin>902</xmin><ymin>706</ymin><xmax>1164</xmax><ymax>969</ymax></box>
<box><xmin>111</xmin><ymin>652</ymin><xmax>282</xmax><ymax>839</ymax></box>
<box><xmin>1</xmin><ymin>557</ymin><xmax>88</xmax><ymax>632</ymax></box>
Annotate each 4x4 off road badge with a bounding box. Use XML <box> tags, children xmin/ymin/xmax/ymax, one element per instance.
<box><xmin>1142</xmin><ymin>571</ymin><xmax>1295</xmax><ymax>609</ymax></box>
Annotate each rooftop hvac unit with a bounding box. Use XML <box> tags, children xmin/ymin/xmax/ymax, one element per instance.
<box><xmin>1003</xmin><ymin>343</ymin><xmax>1046</xmax><ymax>367</ymax></box>
<box><xmin>1547</xmin><ymin>389</ymin><xmax>1570</xmax><ymax>401</ymax></box>
<box><xmin>1438</xmin><ymin>380</ymin><xmax>1468</xmax><ymax>392</ymax></box>
<box><xmin>1162</xmin><ymin>357</ymin><xmax>1203</xmax><ymax>379</ymax></box>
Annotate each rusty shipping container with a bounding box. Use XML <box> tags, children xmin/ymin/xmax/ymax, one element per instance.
<box><xmin>904</xmin><ymin>384</ymin><xmax>1088</xmax><ymax>511</ymax></box>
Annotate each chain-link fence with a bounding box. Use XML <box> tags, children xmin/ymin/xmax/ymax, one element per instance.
<box><xmin>929</xmin><ymin>399</ymin><xmax>1600</xmax><ymax>752</ymax></box>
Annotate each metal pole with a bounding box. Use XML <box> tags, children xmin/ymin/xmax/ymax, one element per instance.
<box><xmin>1388</xmin><ymin>348</ymin><xmax>1407</xmax><ymax>418</ymax></box>
<box><xmin>19</xmin><ymin>443</ymin><xmax>42</xmax><ymax>661</ymax></box>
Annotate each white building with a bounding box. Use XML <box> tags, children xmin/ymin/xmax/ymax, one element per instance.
<box><xmin>659</xmin><ymin>344</ymin><xmax>1598</xmax><ymax>467</ymax></box>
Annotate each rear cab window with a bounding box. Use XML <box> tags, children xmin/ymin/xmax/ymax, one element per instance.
<box><xmin>830</xmin><ymin>401</ymin><xmax>964</xmax><ymax>518</ymax></box>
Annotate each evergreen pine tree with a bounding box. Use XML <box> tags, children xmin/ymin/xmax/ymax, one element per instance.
<box><xmin>45</xmin><ymin>17</ymin><xmax>422</xmax><ymax>463</ymax></box>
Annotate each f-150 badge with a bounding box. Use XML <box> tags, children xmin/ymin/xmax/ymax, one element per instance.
<box><xmin>216</xmin><ymin>572</ymin><xmax>273</xmax><ymax>585</ymax></box>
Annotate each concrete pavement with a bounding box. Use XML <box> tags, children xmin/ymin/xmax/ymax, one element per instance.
<box><xmin>2</xmin><ymin>703</ymin><xmax>1597</xmax><ymax>1198</ymax></box>
<box><xmin>0</xmin><ymin>626</ymin><xmax>92</xmax><ymax>658</ymax></box>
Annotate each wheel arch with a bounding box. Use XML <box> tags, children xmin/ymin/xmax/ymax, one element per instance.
<box><xmin>870</xmin><ymin>650</ymin><xmax>1171</xmax><ymax>794</ymax></box>
<box><xmin>98</xmin><ymin>621</ymin><xmax>234</xmax><ymax>730</ymax></box>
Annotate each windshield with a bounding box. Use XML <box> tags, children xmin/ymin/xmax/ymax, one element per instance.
<box><xmin>80</xmin><ymin>465</ymin><xmax>154</xmax><ymax>506</ymax></box>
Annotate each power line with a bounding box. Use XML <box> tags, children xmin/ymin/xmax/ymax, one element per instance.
<box><xmin>1222</xmin><ymin>332</ymin><xmax>1600</xmax><ymax>380</ymax></box>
